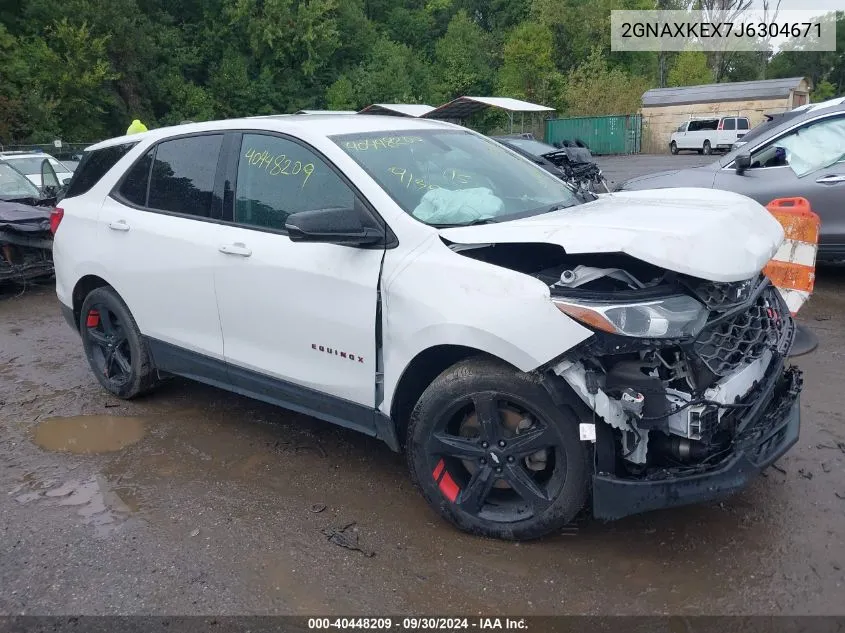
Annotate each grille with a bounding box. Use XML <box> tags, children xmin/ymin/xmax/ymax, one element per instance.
<box><xmin>692</xmin><ymin>286</ymin><xmax>789</xmax><ymax>376</ymax></box>
<box><xmin>682</xmin><ymin>276</ymin><xmax>760</xmax><ymax>310</ymax></box>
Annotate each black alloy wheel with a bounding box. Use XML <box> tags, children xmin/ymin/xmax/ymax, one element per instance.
<box><xmin>407</xmin><ymin>357</ymin><xmax>588</xmax><ymax>540</ymax></box>
<box><xmin>426</xmin><ymin>392</ymin><xmax>566</xmax><ymax>521</ymax></box>
<box><xmin>79</xmin><ymin>286</ymin><xmax>158</xmax><ymax>399</ymax></box>
<box><xmin>85</xmin><ymin>305</ymin><xmax>133</xmax><ymax>388</ymax></box>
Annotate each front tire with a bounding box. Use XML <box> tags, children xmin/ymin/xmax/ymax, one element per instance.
<box><xmin>406</xmin><ymin>357</ymin><xmax>589</xmax><ymax>540</ymax></box>
<box><xmin>670</xmin><ymin>141</ymin><xmax>678</xmax><ymax>155</ymax></box>
<box><xmin>79</xmin><ymin>286</ymin><xmax>158</xmax><ymax>399</ymax></box>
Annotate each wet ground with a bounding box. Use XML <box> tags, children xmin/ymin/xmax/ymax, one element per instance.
<box><xmin>597</xmin><ymin>153</ymin><xmax>712</xmax><ymax>189</ymax></box>
<box><xmin>1</xmin><ymin>154</ymin><xmax>844</xmax><ymax>616</ymax></box>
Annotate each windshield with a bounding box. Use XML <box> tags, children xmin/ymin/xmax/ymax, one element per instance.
<box><xmin>498</xmin><ymin>137</ymin><xmax>559</xmax><ymax>157</ymax></box>
<box><xmin>3</xmin><ymin>156</ymin><xmax>68</xmax><ymax>176</ymax></box>
<box><xmin>333</xmin><ymin>129</ymin><xmax>580</xmax><ymax>226</ymax></box>
<box><xmin>0</xmin><ymin>163</ymin><xmax>41</xmax><ymax>199</ymax></box>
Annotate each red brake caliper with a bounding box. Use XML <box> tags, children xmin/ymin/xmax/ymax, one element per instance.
<box><xmin>86</xmin><ymin>310</ymin><xmax>100</xmax><ymax>327</ymax></box>
<box><xmin>432</xmin><ymin>458</ymin><xmax>460</xmax><ymax>503</ymax></box>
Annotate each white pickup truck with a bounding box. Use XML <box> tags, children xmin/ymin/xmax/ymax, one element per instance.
<box><xmin>670</xmin><ymin>116</ymin><xmax>750</xmax><ymax>155</ymax></box>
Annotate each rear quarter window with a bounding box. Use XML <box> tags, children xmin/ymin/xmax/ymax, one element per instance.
<box><xmin>64</xmin><ymin>142</ymin><xmax>138</xmax><ymax>199</ymax></box>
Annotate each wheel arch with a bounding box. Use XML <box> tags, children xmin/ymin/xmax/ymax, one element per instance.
<box><xmin>388</xmin><ymin>344</ymin><xmax>515</xmax><ymax>446</ymax></box>
<box><xmin>71</xmin><ymin>274</ymin><xmax>113</xmax><ymax>330</ymax></box>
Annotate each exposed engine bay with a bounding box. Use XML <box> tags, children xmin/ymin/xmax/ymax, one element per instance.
<box><xmin>450</xmin><ymin>242</ymin><xmax>796</xmax><ymax>478</ymax></box>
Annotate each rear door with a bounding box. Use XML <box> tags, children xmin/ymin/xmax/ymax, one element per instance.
<box><xmin>213</xmin><ymin>131</ymin><xmax>384</xmax><ymax>414</ymax></box>
<box><xmin>100</xmin><ymin>133</ymin><xmax>227</xmax><ymax>370</ymax></box>
<box><xmin>719</xmin><ymin>117</ymin><xmax>736</xmax><ymax>148</ymax></box>
<box><xmin>714</xmin><ymin>112</ymin><xmax>845</xmax><ymax>257</ymax></box>
<box><xmin>736</xmin><ymin>117</ymin><xmax>750</xmax><ymax>144</ymax></box>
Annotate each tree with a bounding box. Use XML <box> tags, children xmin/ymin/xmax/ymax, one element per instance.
<box><xmin>564</xmin><ymin>48</ymin><xmax>650</xmax><ymax>116</ymax></box>
<box><xmin>328</xmin><ymin>36</ymin><xmax>436</xmax><ymax>108</ymax></box>
<box><xmin>433</xmin><ymin>11</ymin><xmax>495</xmax><ymax>99</ymax></box>
<box><xmin>667</xmin><ymin>51</ymin><xmax>713</xmax><ymax>87</ymax></box>
<box><xmin>498</xmin><ymin>21</ymin><xmax>562</xmax><ymax>105</ymax></box>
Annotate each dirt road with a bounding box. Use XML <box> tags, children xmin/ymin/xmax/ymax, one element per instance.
<box><xmin>1</xmin><ymin>153</ymin><xmax>843</xmax><ymax>615</ymax></box>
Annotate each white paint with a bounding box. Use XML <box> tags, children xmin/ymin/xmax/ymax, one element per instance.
<box><xmin>772</xmin><ymin>239</ymin><xmax>817</xmax><ymax>268</ymax></box>
<box><xmin>54</xmin><ymin>114</ymin><xmax>787</xmax><ymax>433</ymax></box>
<box><xmin>778</xmin><ymin>287</ymin><xmax>811</xmax><ymax>314</ymax></box>
<box><xmin>441</xmin><ymin>188</ymin><xmax>784</xmax><ymax>283</ymax></box>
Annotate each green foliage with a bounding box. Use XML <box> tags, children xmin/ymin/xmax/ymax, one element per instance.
<box><xmin>768</xmin><ymin>12</ymin><xmax>844</xmax><ymax>96</ymax></box>
<box><xmin>812</xmin><ymin>80</ymin><xmax>837</xmax><ymax>102</ymax></box>
<box><xmin>0</xmin><ymin>1</ymin><xmax>840</xmax><ymax>144</ymax></box>
<box><xmin>499</xmin><ymin>21</ymin><xmax>562</xmax><ymax>105</ymax></box>
<box><xmin>667</xmin><ymin>51</ymin><xmax>713</xmax><ymax>87</ymax></box>
<box><xmin>564</xmin><ymin>48</ymin><xmax>649</xmax><ymax>116</ymax></box>
<box><xmin>434</xmin><ymin>11</ymin><xmax>495</xmax><ymax>99</ymax></box>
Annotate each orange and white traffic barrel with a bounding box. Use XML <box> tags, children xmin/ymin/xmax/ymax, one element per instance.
<box><xmin>762</xmin><ymin>197</ymin><xmax>820</xmax><ymax>315</ymax></box>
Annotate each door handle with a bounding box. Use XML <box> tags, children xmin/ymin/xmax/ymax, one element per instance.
<box><xmin>816</xmin><ymin>175</ymin><xmax>845</xmax><ymax>184</ymax></box>
<box><xmin>218</xmin><ymin>243</ymin><xmax>252</xmax><ymax>257</ymax></box>
<box><xmin>108</xmin><ymin>220</ymin><xmax>130</xmax><ymax>232</ymax></box>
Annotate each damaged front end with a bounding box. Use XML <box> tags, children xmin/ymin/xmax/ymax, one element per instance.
<box><xmin>538</xmin><ymin>257</ymin><xmax>802</xmax><ymax>520</ymax></box>
<box><xmin>0</xmin><ymin>201</ymin><xmax>54</xmax><ymax>285</ymax></box>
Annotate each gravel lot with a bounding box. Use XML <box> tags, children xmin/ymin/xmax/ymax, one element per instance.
<box><xmin>1</xmin><ymin>154</ymin><xmax>843</xmax><ymax>616</ymax></box>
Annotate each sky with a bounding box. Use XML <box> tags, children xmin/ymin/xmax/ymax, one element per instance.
<box><xmin>748</xmin><ymin>0</ymin><xmax>843</xmax><ymax>50</ymax></box>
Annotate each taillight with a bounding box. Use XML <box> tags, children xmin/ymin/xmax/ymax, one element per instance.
<box><xmin>50</xmin><ymin>207</ymin><xmax>64</xmax><ymax>235</ymax></box>
<box><xmin>717</xmin><ymin>120</ymin><xmax>724</xmax><ymax>130</ymax></box>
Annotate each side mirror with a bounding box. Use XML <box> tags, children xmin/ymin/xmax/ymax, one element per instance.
<box><xmin>285</xmin><ymin>205</ymin><xmax>384</xmax><ymax>246</ymax></box>
<box><xmin>735</xmin><ymin>153</ymin><xmax>751</xmax><ymax>175</ymax></box>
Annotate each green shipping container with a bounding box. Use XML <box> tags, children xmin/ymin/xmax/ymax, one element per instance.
<box><xmin>545</xmin><ymin>114</ymin><xmax>642</xmax><ymax>155</ymax></box>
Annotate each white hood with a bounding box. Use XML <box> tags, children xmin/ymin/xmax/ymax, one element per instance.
<box><xmin>439</xmin><ymin>188</ymin><xmax>784</xmax><ymax>282</ymax></box>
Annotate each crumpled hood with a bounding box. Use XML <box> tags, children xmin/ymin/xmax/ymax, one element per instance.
<box><xmin>439</xmin><ymin>188</ymin><xmax>784</xmax><ymax>282</ymax></box>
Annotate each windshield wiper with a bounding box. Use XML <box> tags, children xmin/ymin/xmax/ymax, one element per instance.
<box><xmin>432</xmin><ymin>218</ymin><xmax>497</xmax><ymax>228</ymax></box>
<box><xmin>542</xmin><ymin>201</ymin><xmax>578</xmax><ymax>214</ymax></box>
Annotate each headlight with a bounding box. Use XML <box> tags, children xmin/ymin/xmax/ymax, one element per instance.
<box><xmin>553</xmin><ymin>294</ymin><xmax>708</xmax><ymax>338</ymax></box>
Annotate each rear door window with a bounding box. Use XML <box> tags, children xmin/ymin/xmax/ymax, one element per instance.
<box><xmin>64</xmin><ymin>142</ymin><xmax>138</xmax><ymax>199</ymax></box>
<box><xmin>117</xmin><ymin>148</ymin><xmax>155</xmax><ymax>207</ymax></box>
<box><xmin>737</xmin><ymin>118</ymin><xmax>749</xmax><ymax>130</ymax></box>
<box><xmin>722</xmin><ymin>118</ymin><xmax>736</xmax><ymax>130</ymax></box>
<box><xmin>147</xmin><ymin>135</ymin><xmax>223</xmax><ymax>217</ymax></box>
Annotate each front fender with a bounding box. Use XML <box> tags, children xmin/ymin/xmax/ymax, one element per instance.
<box><xmin>381</xmin><ymin>240</ymin><xmax>593</xmax><ymax>415</ymax></box>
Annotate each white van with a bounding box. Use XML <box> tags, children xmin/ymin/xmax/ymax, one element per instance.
<box><xmin>670</xmin><ymin>116</ymin><xmax>750</xmax><ymax>155</ymax></box>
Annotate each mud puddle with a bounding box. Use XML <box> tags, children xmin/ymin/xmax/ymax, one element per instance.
<box><xmin>10</xmin><ymin>472</ymin><xmax>138</xmax><ymax>536</ymax></box>
<box><xmin>33</xmin><ymin>415</ymin><xmax>147</xmax><ymax>453</ymax></box>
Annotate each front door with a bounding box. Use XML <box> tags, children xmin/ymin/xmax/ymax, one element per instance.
<box><xmin>213</xmin><ymin>132</ymin><xmax>384</xmax><ymax>417</ymax></box>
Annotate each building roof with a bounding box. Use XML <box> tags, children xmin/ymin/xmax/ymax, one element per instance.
<box><xmin>642</xmin><ymin>77</ymin><xmax>807</xmax><ymax>108</ymax></box>
<box><xmin>424</xmin><ymin>96</ymin><xmax>555</xmax><ymax>120</ymax></box>
<box><xmin>358</xmin><ymin>104</ymin><xmax>435</xmax><ymax>117</ymax></box>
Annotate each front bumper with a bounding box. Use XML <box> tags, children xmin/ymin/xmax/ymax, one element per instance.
<box><xmin>592</xmin><ymin>365</ymin><xmax>802</xmax><ymax>520</ymax></box>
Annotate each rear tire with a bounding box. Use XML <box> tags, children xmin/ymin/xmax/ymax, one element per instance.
<box><xmin>406</xmin><ymin>357</ymin><xmax>589</xmax><ymax>541</ymax></box>
<box><xmin>703</xmin><ymin>140</ymin><xmax>712</xmax><ymax>155</ymax></box>
<box><xmin>79</xmin><ymin>286</ymin><xmax>158</xmax><ymax>399</ymax></box>
<box><xmin>670</xmin><ymin>141</ymin><xmax>678</xmax><ymax>155</ymax></box>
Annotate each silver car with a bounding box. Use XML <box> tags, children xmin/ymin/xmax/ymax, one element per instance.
<box><xmin>620</xmin><ymin>97</ymin><xmax>845</xmax><ymax>264</ymax></box>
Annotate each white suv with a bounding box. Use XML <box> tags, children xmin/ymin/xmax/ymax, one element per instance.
<box><xmin>52</xmin><ymin>116</ymin><xmax>802</xmax><ymax>539</ymax></box>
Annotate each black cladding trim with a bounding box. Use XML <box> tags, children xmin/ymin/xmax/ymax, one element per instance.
<box><xmin>144</xmin><ymin>337</ymin><xmax>398</xmax><ymax>447</ymax></box>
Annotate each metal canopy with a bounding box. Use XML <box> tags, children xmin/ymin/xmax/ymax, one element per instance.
<box><xmin>423</xmin><ymin>96</ymin><xmax>555</xmax><ymax>120</ymax></box>
<box><xmin>358</xmin><ymin>103</ymin><xmax>435</xmax><ymax>117</ymax></box>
